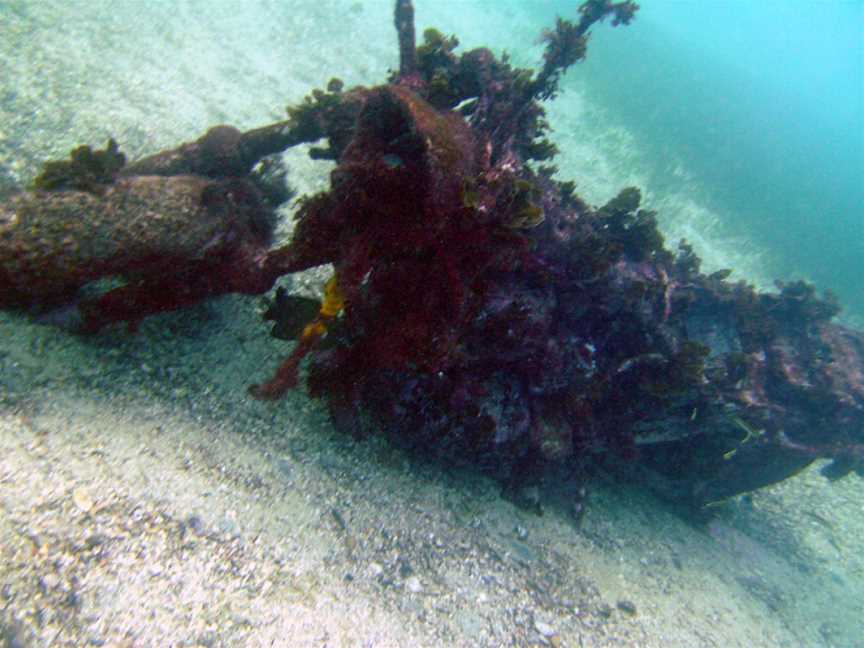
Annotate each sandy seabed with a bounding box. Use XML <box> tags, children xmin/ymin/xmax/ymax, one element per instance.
<box><xmin>1</xmin><ymin>2</ymin><xmax>862</xmax><ymax>646</ymax></box>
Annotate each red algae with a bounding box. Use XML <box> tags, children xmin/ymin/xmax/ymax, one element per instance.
<box><xmin>1</xmin><ymin>0</ymin><xmax>862</xmax><ymax>514</ymax></box>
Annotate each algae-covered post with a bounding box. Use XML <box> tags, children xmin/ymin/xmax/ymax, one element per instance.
<box><xmin>394</xmin><ymin>0</ymin><xmax>417</xmax><ymax>79</ymax></box>
<box><xmin>0</xmin><ymin>0</ymin><xmax>862</xmax><ymax>513</ymax></box>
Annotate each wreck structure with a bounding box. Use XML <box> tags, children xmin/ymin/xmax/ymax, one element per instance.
<box><xmin>1</xmin><ymin>0</ymin><xmax>861</xmax><ymax>514</ymax></box>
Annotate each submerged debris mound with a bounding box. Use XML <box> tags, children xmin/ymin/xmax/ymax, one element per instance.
<box><xmin>1</xmin><ymin>0</ymin><xmax>862</xmax><ymax>514</ymax></box>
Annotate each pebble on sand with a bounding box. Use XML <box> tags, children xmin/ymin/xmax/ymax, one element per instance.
<box><xmin>72</xmin><ymin>487</ymin><xmax>94</xmax><ymax>513</ymax></box>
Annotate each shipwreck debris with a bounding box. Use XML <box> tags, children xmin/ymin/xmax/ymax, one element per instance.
<box><xmin>1</xmin><ymin>0</ymin><xmax>861</xmax><ymax>513</ymax></box>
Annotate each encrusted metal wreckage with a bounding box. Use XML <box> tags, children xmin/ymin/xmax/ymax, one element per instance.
<box><xmin>1</xmin><ymin>0</ymin><xmax>861</xmax><ymax>515</ymax></box>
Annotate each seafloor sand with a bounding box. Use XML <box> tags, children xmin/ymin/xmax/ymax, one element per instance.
<box><xmin>1</xmin><ymin>2</ymin><xmax>862</xmax><ymax>646</ymax></box>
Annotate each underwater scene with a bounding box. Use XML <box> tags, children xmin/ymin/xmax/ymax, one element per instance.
<box><xmin>0</xmin><ymin>0</ymin><xmax>862</xmax><ymax>646</ymax></box>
